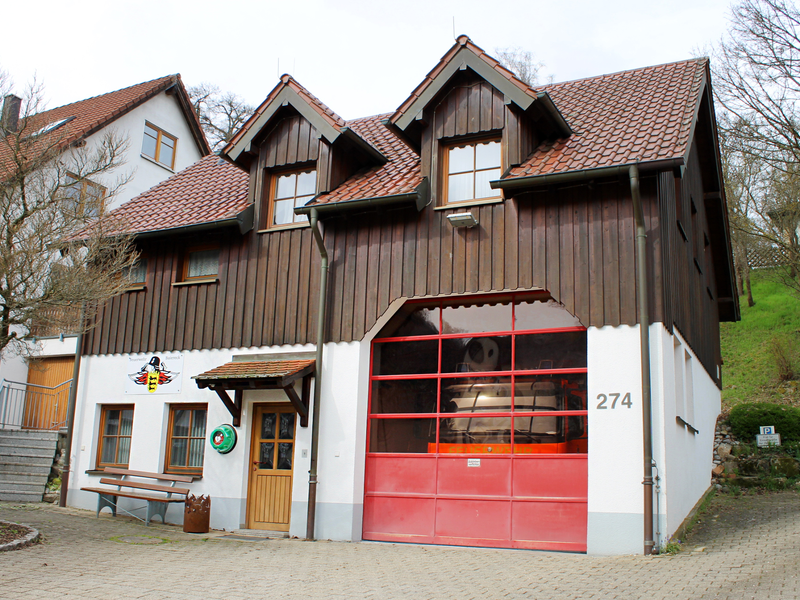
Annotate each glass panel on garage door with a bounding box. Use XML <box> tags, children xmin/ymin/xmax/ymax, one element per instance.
<box><xmin>364</xmin><ymin>294</ymin><xmax>588</xmax><ymax>552</ymax></box>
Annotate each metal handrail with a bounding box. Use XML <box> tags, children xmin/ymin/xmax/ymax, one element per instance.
<box><xmin>0</xmin><ymin>377</ymin><xmax>73</xmax><ymax>430</ymax></box>
<box><xmin>2</xmin><ymin>378</ymin><xmax>73</xmax><ymax>390</ymax></box>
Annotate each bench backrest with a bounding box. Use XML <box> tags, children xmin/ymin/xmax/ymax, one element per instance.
<box><xmin>99</xmin><ymin>477</ymin><xmax>190</xmax><ymax>496</ymax></box>
<box><xmin>102</xmin><ymin>467</ymin><xmax>194</xmax><ymax>484</ymax></box>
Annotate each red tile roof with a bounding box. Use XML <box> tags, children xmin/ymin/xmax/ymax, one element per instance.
<box><xmin>0</xmin><ymin>75</ymin><xmax>209</xmax><ymax>174</ymax></box>
<box><xmin>97</xmin><ymin>155</ymin><xmax>249</xmax><ymax>236</ymax></box>
<box><xmin>192</xmin><ymin>359</ymin><xmax>315</xmax><ymax>381</ymax></box>
<box><xmin>311</xmin><ymin>113</ymin><xmax>423</xmax><ymax>205</ymax></box>
<box><xmin>508</xmin><ymin>59</ymin><xmax>707</xmax><ymax>179</ymax></box>
<box><xmin>109</xmin><ymin>54</ymin><xmax>709</xmax><ymax>231</ymax></box>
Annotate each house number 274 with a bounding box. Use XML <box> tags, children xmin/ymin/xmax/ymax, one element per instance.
<box><xmin>596</xmin><ymin>393</ymin><xmax>632</xmax><ymax>409</ymax></box>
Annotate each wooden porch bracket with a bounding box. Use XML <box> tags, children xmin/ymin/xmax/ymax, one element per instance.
<box><xmin>193</xmin><ymin>358</ymin><xmax>316</xmax><ymax>429</ymax></box>
<box><xmin>283</xmin><ymin>384</ymin><xmax>308</xmax><ymax>427</ymax></box>
<box><xmin>213</xmin><ymin>387</ymin><xmax>242</xmax><ymax>427</ymax></box>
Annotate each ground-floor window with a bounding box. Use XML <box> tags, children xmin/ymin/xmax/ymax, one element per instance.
<box><xmin>97</xmin><ymin>405</ymin><xmax>134</xmax><ymax>469</ymax></box>
<box><xmin>165</xmin><ymin>404</ymin><xmax>207</xmax><ymax>475</ymax></box>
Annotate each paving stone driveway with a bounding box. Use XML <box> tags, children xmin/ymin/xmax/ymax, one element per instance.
<box><xmin>1</xmin><ymin>491</ymin><xmax>798</xmax><ymax>599</ymax></box>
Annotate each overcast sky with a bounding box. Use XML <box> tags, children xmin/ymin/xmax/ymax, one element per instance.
<box><xmin>3</xmin><ymin>0</ymin><xmax>733</xmax><ymax>121</ymax></box>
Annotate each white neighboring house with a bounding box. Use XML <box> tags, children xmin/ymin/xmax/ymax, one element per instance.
<box><xmin>0</xmin><ymin>75</ymin><xmax>209</xmax><ymax>427</ymax></box>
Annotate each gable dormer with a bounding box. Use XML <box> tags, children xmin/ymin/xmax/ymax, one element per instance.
<box><xmin>387</xmin><ymin>36</ymin><xmax>570</xmax><ymax>208</ymax></box>
<box><xmin>224</xmin><ymin>75</ymin><xmax>385</xmax><ymax>230</ymax></box>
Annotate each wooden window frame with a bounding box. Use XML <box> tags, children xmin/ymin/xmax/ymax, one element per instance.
<box><xmin>442</xmin><ymin>136</ymin><xmax>502</xmax><ymax>206</ymax></box>
<box><xmin>142</xmin><ymin>122</ymin><xmax>178</xmax><ymax>169</ymax></box>
<box><xmin>64</xmin><ymin>171</ymin><xmax>107</xmax><ymax>216</ymax></box>
<box><xmin>96</xmin><ymin>405</ymin><xmax>134</xmax><ymax>469</ymax></box>
<box><xmin>164</xmin><ymin>403</ymin><xmax>207</xmax><ymax>476</ymax></box>
<box><xmin>124</xmin><ymin>254</ymin><xmax>148</xmax><ymax>290</ymax></box>
<box><xmin>179</xmin><ymin>244</ymin><xmax>220</xmax><ymax>284</ymax></box>
<box><xmin>263</xmin><ymin>165</ymin><xmax>316</xmax><ymax>230</ymax></box>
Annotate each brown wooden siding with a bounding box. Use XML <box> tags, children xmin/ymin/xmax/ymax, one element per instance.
<box><xmin>422</xmin><ymin>71</ymin><xmax>541</xmax><ymax>207</ymax></box>
<box><xmin>86</xmin><ymin>178</ymin><xmax>670</xmax><ymax>358</ymax></box>
<box><xmin>658</xmin><ymin>140</ymin><xmax>722</xmax><ymax>384</ymax></box>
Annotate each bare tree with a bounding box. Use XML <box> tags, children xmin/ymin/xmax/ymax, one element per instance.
<box><xmin>494</xmin><ymin>47</ymin><xmax>547</xmax><ymax>86</ymax></box>
<box><xmin>0</xmin><ymin>73</ymin><xmax>138</xmax><ymax>355</ymax></box>
<box><xmin>713</xmin><ymin>0</ymin><xmax>800</xmax><ymax>170</ymax></box>
<box><xmin>713</xmin><ymin>0</ymin><xmax>800</xmax><ymax>295</ymax></box>
<box><xmin>187</xmin><ymin>83</ymin><xmax>255</xmax><ymax>153</ymax></box>
<box><xmin>720</xmin><ymin>120</ymin><xmax>760</xmax><ymax>305</ymax></box>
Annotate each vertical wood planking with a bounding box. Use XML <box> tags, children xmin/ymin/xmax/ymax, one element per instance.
<box><xmin>559</xmin><ymin>188</ymin><xmax>575</xmax><ymax>316</ymax></box>
<box><xmin>492</xmin><ymin>203</ymin><xmax>505</xmax><ymax>291</ymax></box>
<box><xmin>601</xmin><ymin>184</ymin><xmax>621</xmax><ymax>326</ymax></box>
<box><xmin>478</xmin><ymin>205</ymin><xmax>492</xmax><ymax>291</ymax></box>
<box><xmin>353</xmin><ymin>219</ymin><xmax>370</xmax><ymax>339</ymax></box>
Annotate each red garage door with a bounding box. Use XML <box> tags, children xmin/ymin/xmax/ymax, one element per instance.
<box><xmin>363</xmin><ymin>294</ymin><xmax>588</xmax><ymax>552</ymax></box>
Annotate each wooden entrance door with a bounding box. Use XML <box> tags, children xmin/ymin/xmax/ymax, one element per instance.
<box><xmin>24</xmin><ymin>356</ymin><xmax>73</xmax><ymax>429</ymax></box>
<box><xmin>246</xmin><ymin>404</ymin><xmax>297</xmax><ymax>531</ymax></box>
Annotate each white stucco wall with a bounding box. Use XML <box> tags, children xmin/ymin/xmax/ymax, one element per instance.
<box><xmin>67</xmin><ymin>342</ymin><xmax>371</xmax><ymax>536</ymax></box>
<box><xmin>650</xmin><ymin>327</ymin><xmax>720</xmax><ymax>545</ymax></box>
<box><xmin>85</xmin><ymin>89</ymin><xmax>204</xmax><ymax>210</ymax></box>
<box><xmin>587</xmin><ymin>323</ymin><xmax>720</xmax><ymax>554</ymax></box>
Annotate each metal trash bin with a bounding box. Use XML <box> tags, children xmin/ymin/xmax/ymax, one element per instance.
<box><xmin>183</xmin><ymin>494</ymin><xmax>210</xmax><ymax>533</ymax></box>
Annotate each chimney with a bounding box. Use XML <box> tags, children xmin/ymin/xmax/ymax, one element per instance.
<box><xmin>1</xmin><ymin>94</ymin><xmax>21</xmax><ymax>135</ymax></box>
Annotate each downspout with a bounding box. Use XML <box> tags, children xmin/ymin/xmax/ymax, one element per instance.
<box><xmin>629</xmin><ymin>165</ymin><xmax>654</xmax><ymax>555</ymax></box>
<box><xmin>306</xmin><ymin>207</ymin><xmax>329</xmax><ymax>540</ymax></box>
<box><xmin>60</xmin><ymin>305</ymin><xmax>86</xmax><ymax>508</ymax></box>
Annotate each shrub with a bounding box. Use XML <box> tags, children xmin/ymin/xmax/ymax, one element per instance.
<box><xmin>729</xmin><ymin>402</ymin><xmax>800</xmax><ymax>442</ymax></box>
<box><xmin>768</xmin><ymin>336</ymin><xmax>796</xmax><ymax>382</ymax></box>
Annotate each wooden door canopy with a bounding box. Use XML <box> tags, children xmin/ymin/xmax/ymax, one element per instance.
<box><xmin>192</xmin><ymin>359</ymin><xmax>315</xmax><ymax>427</ymax></box>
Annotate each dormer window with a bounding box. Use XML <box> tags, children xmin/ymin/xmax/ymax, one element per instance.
<box><xmin>269</xmin><ymin>168</ymin><xmax>316</xmax><ymax>227</ymax></box>
<box><xmin>445</xmin><ymin>139</ymin><xmax>501</xmax><ymax>204</ymax></box>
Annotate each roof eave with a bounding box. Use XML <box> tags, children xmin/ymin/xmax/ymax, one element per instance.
<box><xmin>296</xmin><ymin>178</ymin><xmax>429</xmax><ymax>216</ymax></box>
<box><xmin>131</xmin><ymin>203</ymin><xmax>253</xmax><ymax>240</ymax></box>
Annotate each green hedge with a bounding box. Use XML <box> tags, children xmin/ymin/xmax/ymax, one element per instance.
<box><xmin>729</xmin><ymin>403</ymin><xmax>800</xmax><ymax>442</ymax></box>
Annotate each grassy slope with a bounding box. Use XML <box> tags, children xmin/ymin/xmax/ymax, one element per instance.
<box><xmin>720</xmin><ymin>270</ymin><xmax>800</xmax><ymax>410</ymax></box>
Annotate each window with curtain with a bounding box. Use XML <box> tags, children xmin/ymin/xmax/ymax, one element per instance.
<box><xmin>97</xmin><ymin>405</ymin><xmax>134</xmax><ymax>468</ymax></box>
<box><xmin>182</xmin><ymin>247</ymin><xmax>219</xmax><ymax>281</ymax></box>
<box><xmin>165</xmin><ymin>404</ymin><xmax>207</xmax><ymax>475</ymax></box>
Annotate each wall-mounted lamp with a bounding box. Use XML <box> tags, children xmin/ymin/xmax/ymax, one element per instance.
<box><xmin>446</xmin><ymin>212</ymin><xmax>479</xmax><ymax>228</ymax></box>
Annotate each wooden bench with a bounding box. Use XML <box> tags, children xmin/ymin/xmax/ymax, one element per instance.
<box><xmin>81</xmin><ymin>468</ymin><xmax>193</xmax><ymax>526</ymax></box>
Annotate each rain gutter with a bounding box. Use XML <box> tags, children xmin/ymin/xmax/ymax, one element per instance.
<box><xmin>629</xmin><ymin>164</ymin><xmax>655</xmax><ymax>556</ymax></box>
<box><xmin>490</xmin><ymin>158</ymin><xmax>684</xmax><ymax>192</ymax></box>
<box><xmin>306</xmin><ymin>207</ymin><xmax>329</xmax><ymax>540</ymax></box>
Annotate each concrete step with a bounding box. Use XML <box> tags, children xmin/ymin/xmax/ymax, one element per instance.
<box><xmin>0</xmin><ymin>472</ymin><xmax>49</xmax><ymax>486</ymax></box>
<box><xmin>0</xmin><ymin>436</ymin><xmax>58</xmax><ymax>449</ymax></box>
<box><xmin>0</xmin><ymin>480</ymin><xmax>47</xmax><ymax>493</ymax></box>
<box><xmin>0</xmin><ymin>491</ymin><xmax>43</xmax><ymax>502</ymax></box>
<box><xmin>0</xmin><ymin>463</ymin><xmax>51</xmax><ymax>475</ymax></box>
<box><xmin>0</xmin><ymin>454</ymin><xmax>53</xmax><ymax>469</ymax></box>
<box><xmin>0</xmin><ymin>443</ymin><xmax>56</xmax><ymax>458</ymax></box>
<box><xmin>0</xmin><ymin>430</ymin><xmax>59</xmax><ymax>441</ymax></box>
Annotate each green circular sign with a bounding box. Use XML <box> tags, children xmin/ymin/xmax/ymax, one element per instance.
<box><xmin>209</xmin><ymin>424</ymin><xmax>237</xmax><ymax>454</ymax></box>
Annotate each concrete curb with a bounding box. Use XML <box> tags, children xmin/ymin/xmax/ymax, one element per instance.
<box><xmin>0</xmin><ymin>519</ymin><xmax>40</xmax><ymax>551</ymax></box>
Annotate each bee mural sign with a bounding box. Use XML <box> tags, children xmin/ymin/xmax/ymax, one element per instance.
<box><xmin>126</xmin><ymin>354</ymin><xmax>183</xmax><ymax>394</ymax></box>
